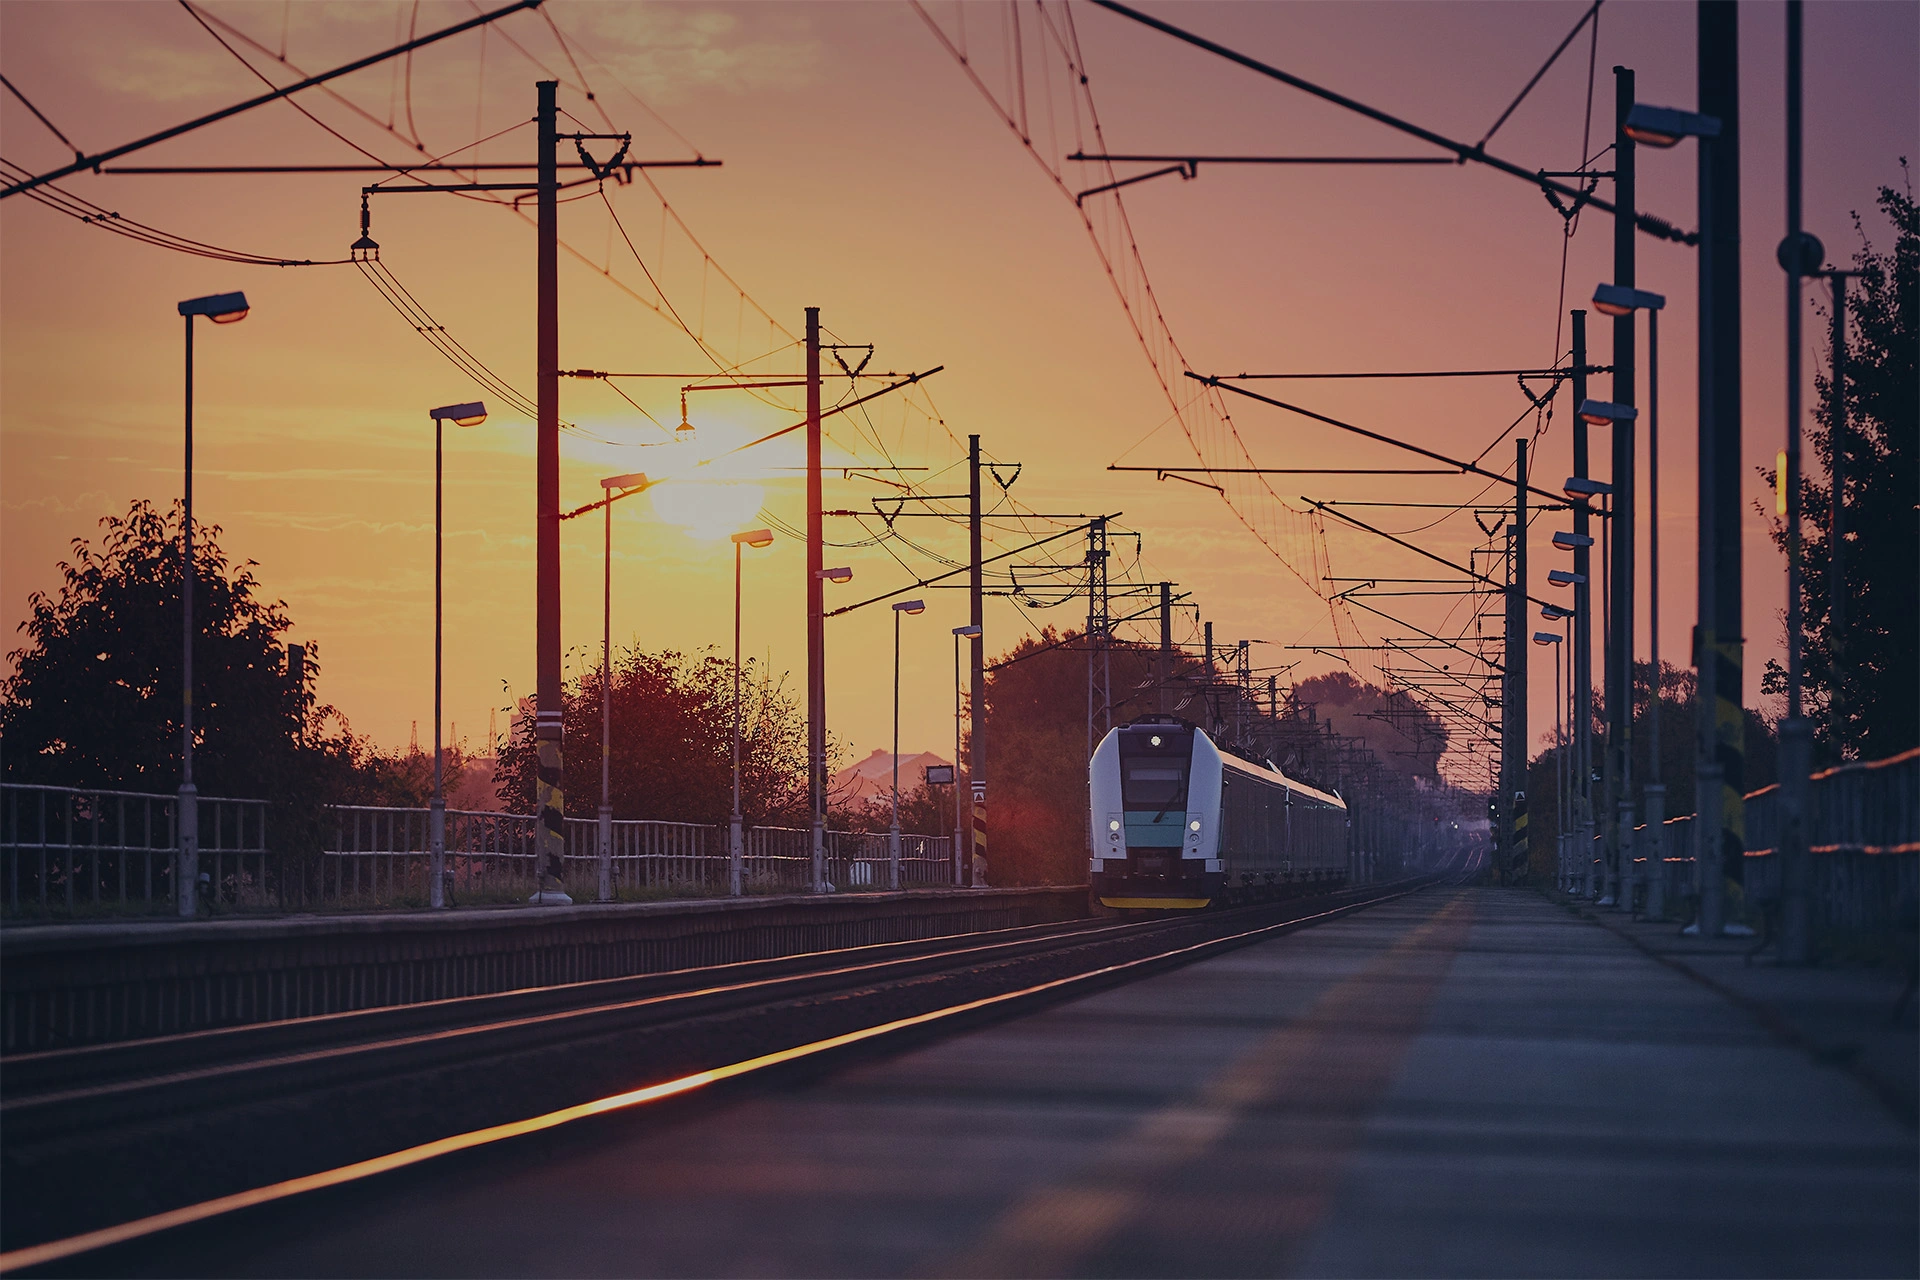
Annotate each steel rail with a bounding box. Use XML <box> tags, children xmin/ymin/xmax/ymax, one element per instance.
<box><xmin>0</xmin><ymin>857</ymin><xmax>1475</xmax><ymax>1272</ymax></box>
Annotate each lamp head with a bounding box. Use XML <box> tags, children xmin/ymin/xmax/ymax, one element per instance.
<box><xmin>893</xmin><ymin>599</ymin><xmax>926</xmax><ymax>615</ymax></box>
<box><xmin>732</xmin><ymin>528</ymin><xmax>775</xmax><ymax>548</ymax></box>
<box><xmin>1533</xmin><ymin>632</ymin><xmax>1562</xmax><ymax>646</ymax></box>
<box><xmin>1578</xmin><ymin>398</ymin><xmax>1637</xmax><ymax>427</ymax></box>
<box><xmin>178</xmin><ymin>290</ymin><xmax>249</xmax><ymax>323</ymax></box>
<box><xmin>1547</xmin><ymin>569</ymin><xmax>1587</xmax><ymax>587</ymax></box>
<box><xmin>1623</xmin><ymin>103</ymin><xmax>1722</xmax><ymax>148</ymax></box>
<box><xmin>817</xmin><ymin>567</ymin><xmax>853</xmax><ymax>583</ymax></box>
<box><xmin>1564</xmin><ymin>476</ymin><xmax>1614</xmax><ymax>500</ymax></box>
<box><xmin>1551</xmin><ymin>531</ymin><xmax>1595</xmax><ymax>551</ymax></box>
<box><xmin>430</xmin><ymin>400</ymin><xmax>488</xmax><ymax>427</ymax></box>
<box><xmin>600</xmin><ymin>471</ymin><xmax>649</xmax><ymax>490</ymax></box>
<box><xmin>1591</xmin><ymin>283</ymin><xmax>1667</xmax><ymax>316</ymax></box>
<box><xmin>953</xmin><ymin>624</ymin><xmax>983</xmax><ymax>637</ymax></box>
<box><xmin>1540</xmin><ymin>604</ymin><xmax>1575</xmax><ymax>621</ymax></box>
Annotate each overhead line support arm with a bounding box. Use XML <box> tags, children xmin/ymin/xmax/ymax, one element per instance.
<box><xmin>1</xmin><ymin>0</ymin><xmax>543</xmax><ymax>200</ymax></box>
<box><xmin>1086</xmin><ymin>0</ymin><xmax>1697</xmax><ymax>245</ymax></box>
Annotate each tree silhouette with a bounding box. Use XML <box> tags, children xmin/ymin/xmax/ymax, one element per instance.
<box><xmin>1761</xmin><ymin>169</ymin><xmax>1919</xmax><ymax>763</ymax></box>
<box><xmin>3</xmin><ymin>499</ymin><xmax>327</xmax><ymax>795</ymax></box>
<box><xmin>493</xmin><ymin>647</ymin><xmax>820</xmax><ymax>826</ymax></box>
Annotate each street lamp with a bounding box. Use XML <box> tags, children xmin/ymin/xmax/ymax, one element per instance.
<box><xmin>1551</xmin><ymin>531</ymin><xmax>1595</xmax><ymax>551</ymax></box>
<box><xmin>952</xmin><ymin>623</ymin><xmax>982</xmax><ymax>885</ymax></box>
<box><xmin>1548</xmin><ymin>570</ymin><xmax>1586</xmax><ymax>588</ymax></box>
<box><xmin>816</xmin><ymin>566</ymin><xmax>853</xmax><ymax>584</ymax></box>
<box><xmin>1564</xmin><ymin>476</ymin><xmax>1614</xmax><ymax>501</ymax></box>
<box><xmin>594</xmin><ymin>471</ymin><xmax>650</xmax><ymax>902</ymax></box>
<box><xmin>889</xmin><ymin>599</ymin><xmax>926</xmax><ymax>890</ymax></box>
<box><xmin>1621</xmin><ymin>103</ymin><xmax>1722</xmax><ymax>149</ymax></box>
<box><xmin>730</xmin><ymin>528</ymin><xmax>775</xmax><ymax>897</ymax></box>
<box><xmin>423</xmin><ymin>400</ymin><xmax>487</xmax><ymax>909</ymax></box>
<box><xmin>1577</xmin><ymin>398</ymin><xmax>1638</xmax><ymax>427</ymax></box>
<box><xmin>173</xmin><ymin>290</ymin><xmax>249</xmax><ymax>918</ymax></box>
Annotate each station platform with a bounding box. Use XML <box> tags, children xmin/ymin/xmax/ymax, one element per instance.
<box><xmin>156</xmin><ymin>884</ymin><xmax>1919</xmax><ymax>1278</ymax></box>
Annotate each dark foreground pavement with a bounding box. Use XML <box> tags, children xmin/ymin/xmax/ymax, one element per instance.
<box><xmin>114</xmin><ymin>886</ymin><xmax>1919</xmax><ymax>1278</ymax></box>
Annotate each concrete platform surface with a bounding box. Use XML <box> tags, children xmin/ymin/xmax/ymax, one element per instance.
<box><xmin>150</xmin><ymin>886</ymin><xmax>1919</xmax><ymax>1279</ymax></box>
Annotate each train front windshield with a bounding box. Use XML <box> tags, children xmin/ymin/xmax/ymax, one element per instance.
<box><xmin>1118</xmin><ymin>727</ymin><xmax>1192</xmax><ymax>815</ymax></box>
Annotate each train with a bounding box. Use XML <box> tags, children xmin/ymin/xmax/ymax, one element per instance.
<box><xmin>1088</xmin><ymin>715</ymin><xmax>1350</xmax><ymax>909</ymax></box>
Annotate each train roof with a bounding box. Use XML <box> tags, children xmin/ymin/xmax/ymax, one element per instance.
<box><xmin>1211</xmin><ymin>740</ymin><xmax>1347</xmax><ymax>809</ymax></box>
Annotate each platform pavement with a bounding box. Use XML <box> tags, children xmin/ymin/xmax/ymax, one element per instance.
<box><xmin>1549</xmin><ymin>890</ymin><xmax>1917</xmax><ymax>1127</ymax></box>
<box><xmin>133</xmin><ymin>883</ymin><xmax>1919</xmax><ymax>1279</ymax></box>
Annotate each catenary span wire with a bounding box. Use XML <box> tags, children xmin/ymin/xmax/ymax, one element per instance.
<box><xmin>186</xmin><ymin>4</ymin><xmax>794</xmax><ymax>407</ymax></box>
<box><xmin>1</xmin><ymin>74</ymin><xmax>83</xmax><ymax>154</ymax></box>
<box><xmin>0</xmin><ymin>157</ymin><xmax>349</xmax><ymax>266</ymax></box>
<box><xmin>911</xmin><ymin>1</ymin><xmax>1337</xmax><ymax>619</ymax></box>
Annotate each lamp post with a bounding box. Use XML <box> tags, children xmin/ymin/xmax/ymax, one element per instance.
<box><xmin>1543</xmin><ymin>602</ymin><xmax>1576</xmax><ymax>889</ymax></box>
<box><xmin>890</xmin><ymin>599</ymin><xmax>927</xmax><ymax>890</ymax></box>
<box><xmin>1775</xmin><ymin>0</ymin><xmax>1823</xmax><ymax>960</ymax></box>
<box><xmin>730</xmin><ymin>528</ymin><xmax>775</xmax><ymax>897</ymax></box>
<box><xmin>1628</xmin><ymin>87</ymin><xmax>1735</xmax><ymax>937</ymax></box>
<box><xmin>953</xmin><ymin>623</ymin><xmax>982</xmax><ymax>885</ymax></box>
<box><xmin>426</xmin><ymin>401</ymin><xmax>488</xmax><ymax>909</ymax></box>
<box><xmin>1565</xmin><ymin>474</ymin><xmax>1613</xmax><ymax>896</ymax></box>
<box><xmin>1579</xmin><ymin>397</ymin><xmax>1639</xmax><ymax>908</ymax></box>
<box><xmin>1594</xmin><ymin>283</ymin><xmax>1670</xmax><ymax>916</ymax></box>
<box><xmin>1534</xmin><ymin>629</ymin><xmax>1564</xmax><ymax>888</ymax></box>
<box><xmin>588</xmin><ymin>472</ymin><xmax>649</xmax><ymax>903</ymax></box>
<box><xmin>173</xmin><ymin>290</ymin><xmax>249</xmax><ymax>918</ymax></box>
<box><xmin>810</xmin><ymin>566</ymin><xmax>853</xmax><ymax>891</ymax></box>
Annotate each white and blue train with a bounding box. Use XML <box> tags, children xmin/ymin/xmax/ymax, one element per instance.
<box><xmin>1088</xmin><ymin>716</ymin><xmax>1349</xmax><ymax>909</ymax></box>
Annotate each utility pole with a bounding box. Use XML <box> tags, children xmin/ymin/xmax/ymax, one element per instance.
<box><xmin>1609</xmin><ymin>65</ymin><xmax>1639</xmax><ymax>911</ymax></box>
<box><xmin>1203</xmin><ymin>621</ymin><xmax>1215</xmax><ymax>736</ymax></box>
<box><xmin>1777</xmin><ymin>0</ymin><xmax>1815</xmax><ymax>964</ymax></box>
<box><xmin>1158</xmin><ymin>581</ymin><xmax>1173</xmax><ymax>714</ymax></box>
<box><xmin>1085</xmin><ymin>516</ymin><xmax>1111</xmax><ymax>764</ymax></box>
<box><xmin>532</xmin><ymin>80</ymin><xmax>570</xmax><ymax>904</ymax></box>
<box><xmin>1695</xmin><ymin>0</ymin><xmax>1744</xmax><ymax>938</ymax></box>
<box><xmin>968</xmin><ymin>434</ymin><xmax>987</xmax><ymax>886</ymax></box>
<box><xmin>1571</xmin><ymin>309</ymin><xmax>1596</xmax><ymax>896</ymax></box>
<box><xmin>1508</xmin><ymin>438</ymin><xmax>1530</xmax><ymax>879</ymax></box>
<box><xmin>806</xmin><ymin>307</ymin><xmax>826</xmax><ymax>892</ymax></box>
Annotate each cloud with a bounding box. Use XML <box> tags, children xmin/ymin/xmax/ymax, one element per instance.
<box><xmin>556</xmin><ymin>3</ymin><xmax>823</xmax><ymax>102</ymax></box>
<box><xmin>87</xmin><ymin>38</ymin><xmax>244</xmax><ymax>106</ymax></box>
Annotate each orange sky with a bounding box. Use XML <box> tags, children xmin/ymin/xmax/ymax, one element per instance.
<box><xmin>3</xmin><ymin>0</ymin><xmax>1913</xmax><ymax>790</ymax></box>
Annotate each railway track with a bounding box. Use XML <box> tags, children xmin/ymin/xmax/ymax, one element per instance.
<box><xmin>2</xmin><ymin>854</ymin><xmax>1477</xmax><ymax>1273</ymax></box>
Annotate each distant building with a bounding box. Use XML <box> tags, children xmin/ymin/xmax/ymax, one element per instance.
<box><xmin>831</xmin><ymin>748</ymin><xmax>952</xmax><ymax>806</ymax></box>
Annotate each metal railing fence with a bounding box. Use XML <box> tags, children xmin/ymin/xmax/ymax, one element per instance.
<box><xmin>1</xmin><ymin>783</ymin><xmax>270</xmax><ymax>915</ymax></box>
<box><xmin>322</xmin><ymin>807</ymin><xmax>956</xmax><ymax>902</ymax></box>
<box><xmin>1624</xmin><ymin>748</ymin><xmax>1919</xmax><ymax>930</ymax></box>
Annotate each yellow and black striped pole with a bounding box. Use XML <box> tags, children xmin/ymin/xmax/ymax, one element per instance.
<box><xmin>970</xmin><ymin>783</ymin><xmax>987</xmax><ymax>887</ymax></box>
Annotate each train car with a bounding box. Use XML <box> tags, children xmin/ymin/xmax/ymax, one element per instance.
<box><xmin>1088</xmin><ymin>715</ymin><xmax>1349</xmax><ymax>909</ymax></box>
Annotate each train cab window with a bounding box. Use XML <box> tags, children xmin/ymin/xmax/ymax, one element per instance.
<box><xmin>1117</xmin><ymin>726</ymin><xmax>1192</xmax><ymax>813</ymax></box>
<box><xmin>1121</xmin><ymin>763</ymin><xmax>1187</xmax><ymax>811</ymax></box>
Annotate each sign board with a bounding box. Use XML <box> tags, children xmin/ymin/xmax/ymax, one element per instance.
<box><xmin>924</xmin><ymin>764</ymin><xmax>955</xmax><ymax>785</ymax></box>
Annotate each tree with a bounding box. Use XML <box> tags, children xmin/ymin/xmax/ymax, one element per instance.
<box><xmin>1289</xmin><ymin>671</ymin><xmax>1450</xmax><ymax>780</ymax></box>
<box><xmin>0</xmin><ymin>500</ymin><xmax>382</xmax><ymax>881</ymax></box>
<box><xmin>4</xmin><ymin>499</ymin><xmax>331</xmax><ymax>793</ymax></box>
<box><xmin>493</xmin><ymin>647</ymin><xmax>820</xmax><ymax>826</ymax></box>
<box><xmin>1528</xmin><ymin>658</ymin><xmax>1779</xmax><ymax>880</ymax></box>
<box><xmin>1761</xmin><ymin>168</ymin><xmax>1919</xmax><ymax>763</ymax></box>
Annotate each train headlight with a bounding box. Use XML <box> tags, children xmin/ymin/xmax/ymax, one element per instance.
<box><xmin>1149</xmin><ymin>735</ymin><xmax>1162</xmax><ymax>747</ymax></box>
<box><xmin>1189</xmin><ymin>820</ymin><xmax>1201</xmax><ymax>833</ymax></box>
<box><xmin>1108</xmin><ymin>819</ymin><xmax>1121</xmax><ymax>833</ymax></box>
